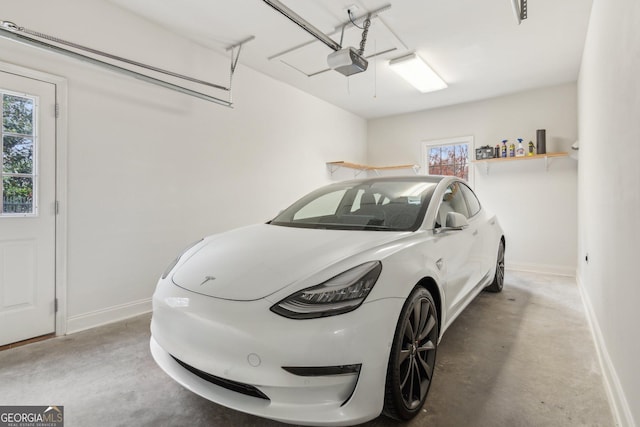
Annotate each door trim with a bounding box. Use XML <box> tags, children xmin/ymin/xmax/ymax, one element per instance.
<box><xmin>0</xmin><ymin>61</ymin><xmax>68</xmax><ymax>336</ymax></box>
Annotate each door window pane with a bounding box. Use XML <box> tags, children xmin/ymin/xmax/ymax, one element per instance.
<box><xmin>2</xmin><ymin>176</ymin><xmax>33</xmax><ymax>214</ymax></box>
<box><xmin>436</xmin><ymin>182</ymin><xmax>470</xmax><ymax>228</ymax></box>
<box><xmin>3</xmin><ymin>136</ymin><xmax>33</xmax><ymax>174</ymax></box>
<box><xmin>2</xmin><ymin>94</ymin><xmax>34</xmax><ymax>134</ymax></box>
<box><xmin>1</xmin><ymin>92</ymin><xmax>37</xmax><ymax>216</ymax></box>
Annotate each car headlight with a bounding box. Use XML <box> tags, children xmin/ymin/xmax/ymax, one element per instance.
<box><xmin>161</xmin><ymin>238</ymin><xmax>204</xmax><ymax>280</ymax></box>
<box><xmin>270</xmin><ymin>261</ymin><xmax>382</xmax><ymax>319</ymax></box>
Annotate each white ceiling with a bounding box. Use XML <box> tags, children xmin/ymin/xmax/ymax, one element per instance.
<box><xmin>108</xmin><ymin>0</ymin><xmax>593</xmax><ymax>119</ymax></box>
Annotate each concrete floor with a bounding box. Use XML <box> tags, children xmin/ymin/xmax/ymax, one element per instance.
<box><xmin>0</xmin><ymin>271</ymin><xmax>614</xmax><ymax>427</ymax></box>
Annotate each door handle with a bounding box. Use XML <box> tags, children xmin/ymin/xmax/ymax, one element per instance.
<box><xmin>472</xmin><ymin>229</ymin><xmax>478</xmax><ymax>237</ymax></box>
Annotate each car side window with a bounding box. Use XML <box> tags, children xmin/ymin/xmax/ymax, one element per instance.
<box><xmin>459</xmin><ymin>183</ymin><xmax>481</xmax><ymax>217</ymax></box>
<box><xmin>435</xmin><ymin>182</ymin><xmax>470</xmax><ymax>228</ymax></box>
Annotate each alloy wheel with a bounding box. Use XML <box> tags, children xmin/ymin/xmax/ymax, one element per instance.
<box><xmin>496</xmin><ymin>241</ymin><xmax>505</xmax><ymax>288</ymax></box>
<box><xmin>398</xmin><ymin>296</ymin><xmax>438</xmax><ymax>410</ymax></box>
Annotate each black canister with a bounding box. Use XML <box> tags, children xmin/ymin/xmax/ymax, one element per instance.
<box><xmin>536</xmin><ymin>129</ymin><xmax>546</xmax><ymax>154</ymax></box>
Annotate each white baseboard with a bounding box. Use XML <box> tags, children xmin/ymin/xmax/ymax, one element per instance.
<box><xmin>508</xmin><ymin>261</ymin><xmax>576</xmax><ymax>277</ymax></box>
<box><xmin>576</xmin><ymin>273</ymin><xmax>635</xmax><ymax>427</ymax></box>
<box><xmin>66</xmin><ymin>298</ymin><xmax>152</xmax><ymax>335</ymax></box>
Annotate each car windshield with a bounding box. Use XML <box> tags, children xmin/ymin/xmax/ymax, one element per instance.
<box><xmin>270</xmin><ymin>179</ymin><xmax>438</xmax><ymax>231</ymax></box>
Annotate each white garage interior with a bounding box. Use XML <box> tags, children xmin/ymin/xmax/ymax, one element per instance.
<box><xmin>0</xmin><ymin>0</ymin><xmax>638</xmax><ymax>426</ymax></box>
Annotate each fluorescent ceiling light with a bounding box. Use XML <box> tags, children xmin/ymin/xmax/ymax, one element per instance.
<box><xmin>389</xmin><ymin>53</ymin><xmax>447</xmax><ymax>93</ymax></box>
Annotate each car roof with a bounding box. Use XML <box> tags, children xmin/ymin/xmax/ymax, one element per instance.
<box><xmin>337</xmin><ymin>175</ymin><xmax>448</xmax><ymax>186</ymax></box>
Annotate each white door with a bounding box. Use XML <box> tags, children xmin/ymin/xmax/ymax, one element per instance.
<box><xmin>0</xmin><ymin>70</ymin><xmax>56</xmax><ymax>346</ymax></box>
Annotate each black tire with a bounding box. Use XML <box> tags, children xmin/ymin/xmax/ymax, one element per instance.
<box><xmin>485</xmin><ymin>239</ymin><xmax>505</xmax><ymax>293</ymax></box>
<box><xmin>383</xmin><ymin>287</ymin><xmax>439</xmax><ymax>421</ymax></box>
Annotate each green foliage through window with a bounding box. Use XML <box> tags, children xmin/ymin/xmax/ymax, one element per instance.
<box><xmin>2</xmin><ymin>91</ymin><xmax>36</xmax><ymax>214</ymax></box>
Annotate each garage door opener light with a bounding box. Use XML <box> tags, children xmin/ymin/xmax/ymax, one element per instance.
<box><xmin>262</xmin><ymin>0</ymin><xmax>379</xmax><ymax>76</ymax></box>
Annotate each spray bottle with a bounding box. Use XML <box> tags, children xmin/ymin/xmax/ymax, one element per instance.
<box><xmin>516</xmin><ymin>138</ymin><xmax>525</xmax><ymax>157</ymax></box>
<box><xmin>508</xmin><ymin>140</ymin><xmax>515</xmax><ymax>157</ymax></box>
<box><xmin>501</xmin><ymin>140</ymin><xmax>508</xmax><ymax>158</ymax></box>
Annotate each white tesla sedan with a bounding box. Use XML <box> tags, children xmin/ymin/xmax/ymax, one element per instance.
<box><xmin>150</xmin><ymin>175</ymin><xmax>505</xmax><ymax>426</ymax></box>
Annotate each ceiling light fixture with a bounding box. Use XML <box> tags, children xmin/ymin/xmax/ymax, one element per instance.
<box><xmin>388</xmin><ymin>53</ymin><xmax>447</xmax><ymax>93</ymax></box>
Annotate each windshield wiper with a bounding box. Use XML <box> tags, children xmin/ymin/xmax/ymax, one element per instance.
<box><xmin>361</xmin><ymin>224</ymin><xmax>395</xmax><ymax>231</ymax></box>
<box><xmin>270</xmin><ymin>221</ymin><xmax>400</xmax><ymax>231</ymax></box>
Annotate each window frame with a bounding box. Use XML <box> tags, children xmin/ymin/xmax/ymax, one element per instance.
<box><xmin>459</xmin><ymin>182</ymin><xmax>482</xmax><ymax>218</ymax></box>
<box><xmin>435</xmin><ymin>181</ymin><xmax>470</xmax><ymax>228</ymax></box>
<box><xmin>421</xmin><ymin>136</ymin><xmax>474</xmax><ymax>187</ymax></box>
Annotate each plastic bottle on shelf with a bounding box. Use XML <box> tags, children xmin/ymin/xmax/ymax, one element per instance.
<box><xmin>508</xmin><ymin>140</ymin><xmax>515</xmax><ymax>157</ymax></box>
<box><xmin>495</xmin><ymin>144</ymin><xmax>500</xmax><ymax>158</ymax></box>
<box><xmin>528</xmin><ymin>140</ymin><xmax>535</xmax><ymax>156</ymax></box>
<box><xmin>536</xmin><ymin>129</ymin><xmax>546</xmax><ymax>154</ymax></box>
<box><xmin>501</xmin><ymin>140</ymin><xmax>508</xmax><ymax>158</ymax></box>
<box><xmin>516</xmin><ymin>138</ymin><xmax>525</xmax><ymax>157</ymax></box>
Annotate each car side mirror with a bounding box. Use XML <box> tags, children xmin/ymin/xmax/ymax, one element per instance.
<box><xmin>445</xmin><ymin>212</ymin><xmax>468</xmax><ymax>230</ymax></box>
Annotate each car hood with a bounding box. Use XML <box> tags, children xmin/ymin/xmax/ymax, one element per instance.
<box><xmin>171</xmin><ymin>223</ymin><xmax>407</xmax><ymax>301</ymax></box>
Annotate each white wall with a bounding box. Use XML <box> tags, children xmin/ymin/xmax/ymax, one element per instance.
<box><xmin>577</xmin><ymin>0</ymin><xmax>640</xmax><ymax>425</ymax></box>
<box><xmin>1</xmin><ymin>0</ymin><xmax>366</xmax><ymax>332</ymax></box>
<box><xmin>367</xmin><ymin>84</ymin><xmax>578</xmax><ymax>274</ymax></box>
<box><xmin>4</xmin><ymin>4</ymin><xmax>636</xmax><ymax>423</ymax></box>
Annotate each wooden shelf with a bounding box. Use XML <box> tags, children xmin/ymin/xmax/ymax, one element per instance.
<box><xmin>472</xmin><ymin>152</ymin><xmax>568</xmax><ymax>163</ymax></box>
<box><xmin>327</xmin><ymin>161</ymin><xmax>419</xmax><ymax>176</ymax></box>
<box><xmin>473</xmin><ymin>152</ymin><xmax>569</xmax><ymax>173</ymax></box>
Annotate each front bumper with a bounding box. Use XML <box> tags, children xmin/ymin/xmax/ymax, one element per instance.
<box><xmin>150</xmin><ymin>279</ymin><xmax>404</xmax><ymax>426</ymax></box>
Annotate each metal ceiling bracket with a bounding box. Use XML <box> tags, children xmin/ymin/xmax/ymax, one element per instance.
<box><xmin>0</xmin><ymin>20</ymin><xmax>252</xmax><ymax>107</ymax></box>
<box><xmin>511</xmin><ymin>0</ymin><xmax>528</xmax><ymax>25</ymax></box>
<box><xmin>266</xmin><ymin>3</ymin><xmax>393</xmax><ymax>62</ymax></box>
<box><xmin>225</xmin><ymin>36</ymin><xmax>255</xmax><ymax>104</ymax></box>
<box><xmin>281</xmin><ymin>47</ymin><xmax>397</xmax><ymax>78</ymax></box>
<box><xmin>225</xmin><ymin>36</ymin><xmax>256</xmax><ymax>53</ymax></box>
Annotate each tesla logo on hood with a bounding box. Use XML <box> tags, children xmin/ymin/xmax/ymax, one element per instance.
<box><xmin>200</xmin><ymin>276</ymin><xmax>217</xmax><ymax>286</ymax></box>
